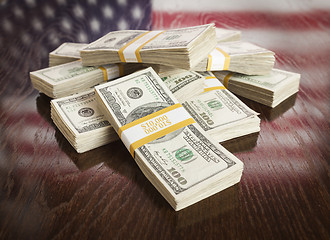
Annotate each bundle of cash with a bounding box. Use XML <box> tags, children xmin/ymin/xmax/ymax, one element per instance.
<box><xmin>215</xmin><ymin>28</ymin><xmax>241</xmax><ymax>43</ymax></box>
<box><xmin>192</xmin><ymin>41</ymin><xmax>275</xmax><ymax>75</ymax></box>
<box><xmin>80</xmin><ymin>24</ymin><xmax>217</xmax><ymax>70</ymax></box>
<box><xmin>159</xmin><ymin>70</ymin><xmax>260</xmax><ymax>142</ymax></box>
<box><xmin>94</xmin><ymin>67</ymin><xmax>244</xmax><ymax>211</ymax></box>
<box><xmin>30</xmin><ymin>60</ymin><xmax>142</xmax><ymax>98</ymax></box>
<box><xmin>49</xmin><ymin>42</ymin><xmax>88</xmax><ymax>67</ymax></box>
<box><xmin>213</xmin><ymin>69</ymin><xmax>301</xmax><ymax>108</ymax></box>
<box><xmin>51</xmin><ymin>90</ymin><xmax>118</xmax><ymax>153</ymax></box>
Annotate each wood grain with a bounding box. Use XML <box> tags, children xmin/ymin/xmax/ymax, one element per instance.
<box><xmin>0</xmin><ymin>4</ymin><xmax>329</xmax><ymax>240</ymax></box>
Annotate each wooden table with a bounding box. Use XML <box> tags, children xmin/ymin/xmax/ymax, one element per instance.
<box><xmin>0</xmin><ymin>4</ymin><xmax>329</xmax><ymax>240</ymax></box>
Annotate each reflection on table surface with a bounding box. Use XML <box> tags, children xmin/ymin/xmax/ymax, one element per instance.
<box><xmin>0</xmin><ymin>0</ymin><xmax>329</xmax><ymax>239</ymax></box>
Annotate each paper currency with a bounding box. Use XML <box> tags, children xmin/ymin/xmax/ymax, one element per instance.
<box><xmin>80</xmin><ymin>24</ymin><xmax>217</xmax><ymax>70</ymax></box>
<box><xmin>160</xmin><ymin>70</ymin><xmax>260</xmax><ymax>142</ymax></box>
<box><xmin>158</xmin><ymin>68</ymin><xmax>205</xmax><ymax>102</ymax></box>
<box><xmin>49</xmin><ymin>42</ymin><xmax>88</xmax><ymax>67</ymax></box>
<box><xmin>94</xmin><ymin>67</ymin><xmax>243</xmax><ymax>211</ymax></box>
<box><xmin>30</xmin><ymin>60</ymin><xmax>142</xmax><ymax>98</ymax></box>
<box><xmin>192</xmin><ymin>41</ymin><xmax>275</xmax><ymax>75</ymax></box>
<box><xmin>51</xmin><ymin>89</ymin><xmax>118</xmax><ymax>153</ymax></box>
<box><xmin>216</xmin><ymin>28</ymin><xmax>241</xmax><ymax>43</ymax></box>
<box><xmin>213</xmin><ymin>68</ymin><xmax>301</xmax><ymax>107</ymax></box>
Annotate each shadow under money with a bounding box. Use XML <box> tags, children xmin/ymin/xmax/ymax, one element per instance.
<box><xmin>237</xmin><ymin>93</ymin><xmax>298</xmax><ymax>121</ymax></box>
<box><xmin>220</xmin><ymin>132</ymin><xmax>259</xmax><ymax>153</ymax></box>
<box><xmin>36</xmin><ymin>93</ymin><xmax>54</xmax><ymax>126</ymax></box>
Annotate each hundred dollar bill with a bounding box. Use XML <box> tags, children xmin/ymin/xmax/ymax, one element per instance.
<box><xmin>158</xmin><ymin>68</ymin><xmax>205</xmax><ymax>102</ymax></box>
<box><xmin>159</xmin><ymin>70</ymin><xmax>260</xmax><ymax>142</ymax></box>
<box><xmin>213</xmin><ymin>68</ymin><xmax>301</xmax><ymax>107</ymax></box>
<box><xmin>192</xmin><ymin>41</ymin><xmax>275</xmax><ymax>75</ymax></box>
<box><xmin>51</xmin><ymin>89</ymin><xmax>118</xmax><ymax>153</ymax></box>
<box><xmin>49</xmin><ymin>42</ymin><xmax>88</xmax><ymax>67</ymax></box>
<box><xmin>30</xmin><ymin>60</ymin><xmax>142</xmax><ymax>98</ymax></box>
<box><xmin>80</xmin><ymin>24</ymin><xmax>217</xmax><ymax>70</ymax></box>
<box><xmin>94</xmin><ymin>67</ymin><xmax>243</xmax><ymax>211</ymax></box>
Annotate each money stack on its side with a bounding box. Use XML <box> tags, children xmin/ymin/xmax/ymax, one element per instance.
<box><xmin>47</xmin><ymin>27</ymin><xmax>239</xmax><ymax>68</ymax></box>
<box><xmin>51</xmin><ymin>90</ymin><xmax>118</xmax><ymax>153</ymax></box>
<box><xmin>192</xmin><ymin>41</ymin><xmax>275</xmax><ymax>75</ymax></box>
<box><xmin>49</xmin><ymin>42</ymin><xmax>88</xmax><ymax>67</ymax></box>
<box><xmin>160</xmin><ymin>70</ymin><xmax>260</xmax><ymax>142</ymax></box>
<box><xmin>213</xmin><ymin>69</ymin><xmax>301</xmax><ymax>108</ymax></box>
<box><xmin>80</xmin><ymin>24</ymin><xmax>217</xmax><ymax>70</ymax></box>
<box><xmin>94</xmin><ymin>67</ymin><xmax>244</xmax><ymax>211</ymax></box>
<box><xmin>30</xmin><ymin>60</ymin><xmax>143</xmax><ymax>98</ymax></box>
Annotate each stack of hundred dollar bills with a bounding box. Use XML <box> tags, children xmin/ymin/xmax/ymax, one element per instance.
<box><xmin>80</xmin><ymin>24</ymin><xmax>217</xmax><ymax>70</ymax></box>
<box><xmin>94</xmin><ymin>68</ymin><xmax>244</xmax><ymax>211</ymax></box>
<box><xmin>29</xmin><ymin>24</ymin><xmax>300</xmax><ymax>211</ymax></box>
<box><xmin>49</xmin><ymin>42</ymin><xmax>88</xmax><ymax>67</ymax></box>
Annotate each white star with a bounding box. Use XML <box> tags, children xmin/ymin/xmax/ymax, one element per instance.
<box><xmin>57</xmin><ymin>0</ymin><xmax>66</xmax><ymax>5</ymax></box>
<box><xmin>117</xmin><ymin>18</ymin><xmax>128</xmax><ymax>30</ymax></box>
<box><xmin>102</xmin><ymin>5</ymin><xmax>113</xmax><ymax>19</ymax></box>
<box><xmin>13</xmin><ymin>6</ymin><xmax>24</xmax><ymax>19</ymax></box>
<box><xmin>25</xmin><ymin>0</ymin><xmax>36</xmax><ymax>7</ymax></box>
<box><xmin>90</xmin><ymin>18</ymin><xmax>101</xmax><ymax>33</ymax></box>
<box><xmin>44</xmin><ymin>5</ymin><xmax>55</xmax><ymax>18</ymax></box>
<box><xmin>48</xmin><ymin>32</ymin><xmax>60</xmax><ymax>45</ymax></box>
<box><xmin>0</xmin><ymin>0</ymin><xmax>8</xmax><ymax>6</ymax></box>
<box><xmin>131</xmin><ymin>5</ymin><xmax>142</xmax><ymax>20</ymax></box>
<box><xmin>61</xmin><ymin>18</ymin><xmax>72</xmax><ymax>31</ymax></box>
<box><xmin>32</xmin><ymin>18</ymin><xmax>43</xmax><ymax>31</ymax></box>
<box><xmin>73</xmin><ymin>4</ymin><xmax>84</xmax><ymax>18</ymax></box>
<box><xmin>78</xmin><ymin>31</ymin><xmax>88</xmax><ymax>43</ymax></box>
<box><xmin>88</xmin><ymin>0</ymin><xmax>97</xmax><ymax>5</ymax></box>
<box><xmin>21</xmin><ymin>33</ymin><xmax>32</xmax><ymax>45</ymax></box>
<box><xmin>3</xmin><ymin>18</ymin><xmax>13</xmax><ymax>33</ymax></box>
<box><xmin>117</xmin><ymin>0</ymin><xmax>127</xmax><ymax>7</ymax></box>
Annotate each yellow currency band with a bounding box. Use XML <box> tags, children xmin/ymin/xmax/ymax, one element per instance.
<box><xmin>135</xmin><ymin>31</ymin><xmax>165</xmax><ymax>62</ymax></box>
<box><xmin>205</xmin><ymin>76</ymin><xmax>217</xmax><ymax>80</ymax></box>
<box><xmin>207</xmin><ymin>54</ymin><xmax>212</xmax><ymax>71</ymax></box>
<box><xmin>118</xmin><ymin>31</ymin><xmax>150</xmax><ymax>62</ymax></box>
<box><xmin>118</xmin><ymin>103</ymin><xmax>195</xmax><ymax>157</ymax></box>
<box><xmin>216</xmin><ymin>47</ymin><xmax>230</xmax><ymax>70</ymax></box>
<box><xmin>118</xmin><ymin>64</ymin><xmax>124</xmax><ymax>76</ymax></box>
<box><xmin>203</xmin><ymin>76</ymin><xmax>226</xmax><ymax>92</ymax></box>
<box><xmin>98</xmin><ymin>66</ymin><xmax>108</xmax><ymax>81</ymax></box>
<box><xmin>204</xmin><ymin>86</ymin><xmax>226</xmax><ymax>92</ymax></box>
<box><xmin>223</xmin><ymin>72</ymin><xmax>234</xmax><ymax>88</ymax></box>
<box><xmin>98</xmin><ymin>64</ymin><xmax>124</xmax><ymax>82</ymax></box>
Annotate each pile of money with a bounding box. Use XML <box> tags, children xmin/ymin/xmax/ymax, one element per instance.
<box><xmin>213</xmin><ymin>69</ymin><xmax>301</xmax><ymax>108</ymax></box>
<box><xmin>49</xmin><ymin>42</ymin><xmax>88</xmax><ymax>67</ymax></box>
<box><xmin>30</xmin><ymin>60</ymin><xmax>142</xmax><ymax>98</ymax></box>
<box><xmin>80</xmin><ymin>24</ymin><xmax>217</xmax><ymax>70</ymax></box>
<box><xmin>192</xmin><ymin>41</ymin><xmax>275</xmax><ymax>75</ymax></box>
<box><xmin>51</xmin><ymin>90</ymin><xmax>118</xmax><ymax>153</ymax></box>
<box><xmin>28</xmin><ymin>22</ymin><xmax>301</xmax><ymax>211</ymax></box>
<box><xmin>94</xmin><ymin>68</ymin><xmax>244</xmax><ymax>211</ymax></box>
